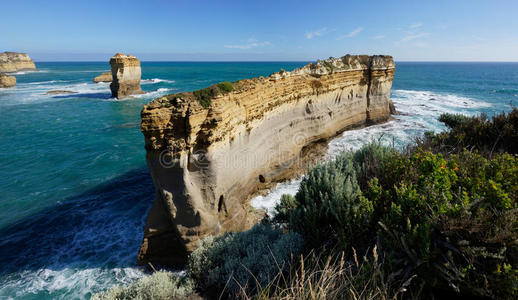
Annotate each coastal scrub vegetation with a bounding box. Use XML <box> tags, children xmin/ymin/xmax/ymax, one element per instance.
<box><xmin>93</xmin><ymin>109</ymin><xmax>517</xmax><ymax>299</ymax></box>
<box><xmin>192</xmin><ymin>81</ymin><xmax>234</xmax><ymax>108</ymax></box>
<box><xmin>90</xmin><ymin>271</ymin><xmax>194</xmax><ymax>300</ymax></box>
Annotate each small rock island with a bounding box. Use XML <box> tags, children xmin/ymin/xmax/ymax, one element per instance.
<box><xmin>109</xmin><ymin>53</ymin><xmax>144</xmax><ymax>99</ymax></box>
<box><xmin>138</xmin><ymin>54</ymin><xmax>396</xmax><ymax>267</ymax></box>
<box><xmin>93</xmin><ymin>71</ymin><xmax>112</xmax><ymax>83</ymax></box>
<box><xmin>0</xmin><ymin>52</ymin><xmax>36</xmax><ymax>73</ymax></box>
<box><xmin>0</xmin><ymin>73</ymin><xmax>16</xmax><ymax>88</ymax></box>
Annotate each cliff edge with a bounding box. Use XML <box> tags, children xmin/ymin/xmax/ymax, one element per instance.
<box><xmin>138</xmin><ymin>54</ymin><xmax>396</xmax><ymax>266</ymax></box>
<box><xmin>0</xmin><ymin>52</ymin><xmax>36</xmax><ymax>73</ymax></box>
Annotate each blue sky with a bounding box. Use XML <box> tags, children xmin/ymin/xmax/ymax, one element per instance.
<box><xmin>1</xmin><ymin>0</ymin><xmax>517</xmax><ymax>61</ymax></box>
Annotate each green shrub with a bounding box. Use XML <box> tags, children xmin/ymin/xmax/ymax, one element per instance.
<box><xmin>216</xmin><ymin>81</ymin><xmax>234</xmax><ymax>93</ymax></box>
<box><xmin>438</xmin><ymin>113</ymin><xmax>472</xmax><ymax>129</ymax></box>
<box><xmin>91</xmin><ymin>271</ymin><xmax>194</xmax><ymax>300</ymax></box>
<box><xmin>192</xmin><ymin>81</ymin><xmax>234</xmax><ymax>108</ymax></box>
<box><xmin>275</xmin><ymin>139</ymin><xmax>518</xmax><ymax>299</ymax></box>
<box><xmin>281</xmin><ymin>152</ymin><xmax>374</xmax><ymax>252</ymax></box>
<box><xmin>188</xmin><ymin>223</ymin><xmax>302</xmax><ymax>295</ymax></box>
<box><xmin>422</xmin><ymin>109</ymin><xmax>518</xmax><ymax>155</ymax></box>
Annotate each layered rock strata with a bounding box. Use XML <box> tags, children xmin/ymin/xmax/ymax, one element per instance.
<box><xmin>0</xmin><ymin>52</ymin><xmax>36</xmax><ymax>73</ymax></box>
<box><xmin>93</xmin><ymin>71</ymin><xmax>112</xmax><ymax>83</ymax></box>
<box><xmin>0</xmin><ymin>73</ymin><xmax>16</xmax><ymax>88</ymax></box>
<box><xmin>109</xmin><ymin>53</ymin><xmax>144</xmax><ymax>99</ymax></box>
<box><xmin>138</xmin><ymin>54</ymin><xmax>396</xmax><ymax>266</ymax></box>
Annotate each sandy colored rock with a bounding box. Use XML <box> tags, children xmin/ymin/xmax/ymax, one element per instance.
<box><xmin>138</xmin><ymin>54</ymin><xmax>396</xmax><ymax>267</ymax></box>
<box><xmin>93</xmin><ymin>71</ymin><xmax>112</xmax><ymax>83</ymax></box>
<box><xmin>0</xmin><ymin>52</ymin><xmax>36</xmax><ymax>73</ymax></box>
<box><xmin>109</xmin><ymin>53</ymin><xmax>144</xmax><ymax>99</ymax></box>
<box><xmin>0</xmin><ymin>73</ymin><xmax>16</xmax><ymax>88</ymax></box>
<box><xmin>44</xmin><ymin>90</ymin><xmax>77</xmax><ymax>95</ymax></box>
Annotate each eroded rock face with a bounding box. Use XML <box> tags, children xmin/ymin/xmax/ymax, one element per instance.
<box><xmin>109</xmin><ymin>53</ymin><xmax>144</xmax><ymax>99</ymax></box>
<box><xmin>138</xmin><ymin>54</ymin><xmax>396</xmax><ymax>267</ymax></box>
<box><xmin>0</xmin><ymin>52</ymin><xmax>36</xmax><ymax>73</ymax></box>
<box><xmin>0</xmin><ymin>73</ymin><xmax>16</xmax><ymax>88</ymax></box>
<box><xmin>93</xmin><ymin>71</ymin><xmax>112</xmax><ymax>83</ymax></box>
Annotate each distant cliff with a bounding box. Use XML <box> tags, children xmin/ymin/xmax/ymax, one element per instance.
<box><xmin>0</xmin><ymin>52</ymin><xmax>36</xmax><ymax>72</ymax></box>
<box><xmin>138</xmin><ymin>54</ymin><xmax>396</xmax><ymax>266</ymax></box>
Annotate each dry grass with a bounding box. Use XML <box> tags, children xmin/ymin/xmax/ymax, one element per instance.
<box><xmin>232</xmin><ymin>246</ymin><xmax>419</xmax><ymax>300</ymax></box>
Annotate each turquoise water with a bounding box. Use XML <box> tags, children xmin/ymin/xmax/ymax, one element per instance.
<box><xmin>0</xmin><ymin>61</ymin><xmax>517</xmax><ymax>299</ymax></box>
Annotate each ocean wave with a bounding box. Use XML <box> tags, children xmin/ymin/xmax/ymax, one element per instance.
<box><xmin>251</xmin><ymin>89</ymin><xmax>494</xmax><ymax>215</ymax></box>
<box><xmin>7</xmin><ymin>70</ymin><xmax>50</xmax><ymax>75</ymax></box>
<box><xmin>26</xmin><ymin>80</ymin><xmax>66</xmax><ymax>85</ymax></box>
<box><xmin>0</xmin><ymin>267</ymin><xmax>146</xmax><ymax>299</ymax></box>
<box><xmin>141</xmin><ymin>78</ymin><xmax>175</xmax><ymax>84</ymax></box>
<box><xmin>131</xmin><ymin>88</ymin><xmax>173</xmax><ymax>98</ymax></box>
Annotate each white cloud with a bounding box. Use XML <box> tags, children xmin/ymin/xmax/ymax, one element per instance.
<box><xmin>224</xmin><ymin>40</ymin><xmax>271</xmax><ymax>49</ymax></box>
<box><xmin>397</xmin><ymin>23</ymin><xmax>429</xmax><ymax>44</ymax></box>
<box><xmin>410</xmin><ymin>22</ymin><xmax>423</xmax><ymax>29</ymax></box>
<box><xmin>372</xmin><ymin>35</ymin><xmax>385</xmax><ymax>40</ymax></box>
<box><xmin>305</xmin><ymin>27</ymin><xmax>328</xmax><ymax>39</ymax></box>
<box><xmin>337</xmin><ymin>27</ymin><xmax>363</xmax><ymax>40</ymax></box>
<box><xmin>400</xmin><ymin>32</ymin><xmax>429</xmax><ymax>42</ymax></box>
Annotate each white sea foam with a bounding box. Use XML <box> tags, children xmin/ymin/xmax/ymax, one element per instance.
<box><xmin>251</xmin><ymin>89</ymin><xmax>493</xmax><ymax>215</ymax></box>
<box><xmin>7</xmin><ymin>70</ymin><xmax>50</xmax><ymax>75</ymax></box>
<box><xmin>141</xmin><ymin>78</ymin><xmax>175</xmax><ymax>84</ymax></box>
<box><xmin>0</xmin><ymin>267</ymin><xmax>146</xmax><ymax>299</ymax></box>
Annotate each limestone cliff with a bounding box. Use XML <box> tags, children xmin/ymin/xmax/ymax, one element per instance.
<box><xmin>93</xmin><ymin>71</ymin><xmax>112</xmax><ymax>83</ymax></box>
<box><xmin>110</xmin><ymin>53</ymin><xmax>144</xmax><ymax>99</ymax></box>
<box><xmin>0</xmin><ymin>73</ymin><xmax>16</xmax><ymax>88</ymax></box>
<box><xmin>0</xmin><ymin>52</ymin><xmax>36</xmax><ymax>73</ymax></box>
<box><xmin>138</xmin><ymin>54</ymin><xmax>396</xmax><ymax>266</ymax></box>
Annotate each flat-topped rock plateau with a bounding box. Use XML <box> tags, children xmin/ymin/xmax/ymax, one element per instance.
<box><xmin>109</xmin><ymin>53</ymin><xmax>144</xmax><ymax>99</ymax></box>
<box><xmin>138</xmin><ymin>54</ymin><xmax>396</xmax><ymax>267</ymax></box>
<box><xmin>0</xmin><ymin>52</ymin><xmax>36</xmax><ymax>73</ymax></box>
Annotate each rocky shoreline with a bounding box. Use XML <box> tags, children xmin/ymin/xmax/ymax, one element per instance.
<box><xmin>138</xmin><ymin>54</ymin><xmax>396</xmax><ymax>267</ymax></box>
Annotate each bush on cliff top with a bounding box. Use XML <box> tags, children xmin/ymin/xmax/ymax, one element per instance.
<box><xmin>91</xmin><ymin>271</ymin><xmax>194</xmax><ymax>300</ymax></box>
<box><xmin>422</xmin><ymin>109</ymin><xmax>518</xmax><ymax>155</ymax></box>
<box><xmin>188</xmin><ymin>223</ymin><xmax>303</xmax><ymax>296</ymax></box>
<box><xmin>192</xmin><ymin>81</ymin><xmax>234</xmax><ymax>108</ymax></box>
<box><xmin>275</xmin><ymin>110</ymin><xmax>518</xmax><ymax>299</ymax></box>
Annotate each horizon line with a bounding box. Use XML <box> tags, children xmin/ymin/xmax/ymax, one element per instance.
<box><xmin>31</xmin><ymin>60</ymin><xmax>518</xmax><ymax>63</ymax></box>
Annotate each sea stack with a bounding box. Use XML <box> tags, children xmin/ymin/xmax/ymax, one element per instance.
<box><xmin>93</xmin><ymin>71</ymin><xmax>112</xmax><ymax>83</ymax></box>
<box><xmin>0</xmin><ymin>73</ymin><xmax>16</xmax><ymax>88</ymax></box>
<box><xmin>138</xmin><ymin>54</ymin><xmax>396</xmax><ymax>267</ymax></box>
<box><xmin>109</xmin><ymin>53</ymin><xmax>144</xmax><ymax>99</ymax></box>
<box><xmin>0</xmin><ymin>52</ymin><xmax>36</xmax><ymax>73</ymax></box>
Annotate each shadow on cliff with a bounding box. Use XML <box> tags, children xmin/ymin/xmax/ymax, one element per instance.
<box><xmin>0</xmin><ymin>167</ymin><xmax>155</xmax><ymax>275</ymax></box>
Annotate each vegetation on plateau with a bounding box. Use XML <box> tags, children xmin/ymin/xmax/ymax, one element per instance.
<box><xmin>93</xmin><ymin>108</ymin><xmax>518</xmax><ymax>299</ymax></box>
<box><xmin>189</xmin><ymin>81</ymin><xmax>234</xmax><ymax>108</ymax></box>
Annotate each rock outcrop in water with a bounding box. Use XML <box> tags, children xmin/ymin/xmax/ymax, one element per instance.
<box><xmin>0</xmin><ymin>52</ymin><xmax>36</xmax><ymax>73</ymax></box>
<box><xmin>0</xmin><ymin>73</ymin><xmax>16</xmax><ymax>88</ymax></box>
<box><xmin>138</xmin><ymin>54</ymin><xmax>396</xmax><ymax>266</ymax></box>
<box><xmin>93</xmin><ymin>71</ymin><xmax>112</xmax><ymax>83</ymax></box>
<box><xmin>109</xmin><ymin>53</ymin><xmax>144</xmax><ymax>99</ymax></box>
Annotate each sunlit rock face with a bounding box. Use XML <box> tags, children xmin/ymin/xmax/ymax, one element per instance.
<box><xmin>93</xmin><ymin>71</ymin><xmax>112</xmax><ymax>83</ymax></box>
<box><xmin>0</xmin><ymin>73</ymin><xmax>16</xmax><ymax>88</ymax></box>
<box><xmin>138</xmin><ymin>54</ymin><xmax>396</xmax><ymax>267</ymax></box>
<box><xmin>0</xmin><ymin>52</ymin><xmax>36</xmax><ymax>73</ymax></box>
<box><xmin>109</xmin><ymin>53</ymin><xmax>144</xmax><ymax>99</ymax></box>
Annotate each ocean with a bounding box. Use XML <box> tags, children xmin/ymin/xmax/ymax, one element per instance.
<box><xmin>0</xmin><ymin>61</ymin><xmax>516</xmax><ymax>299</ymax></box>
